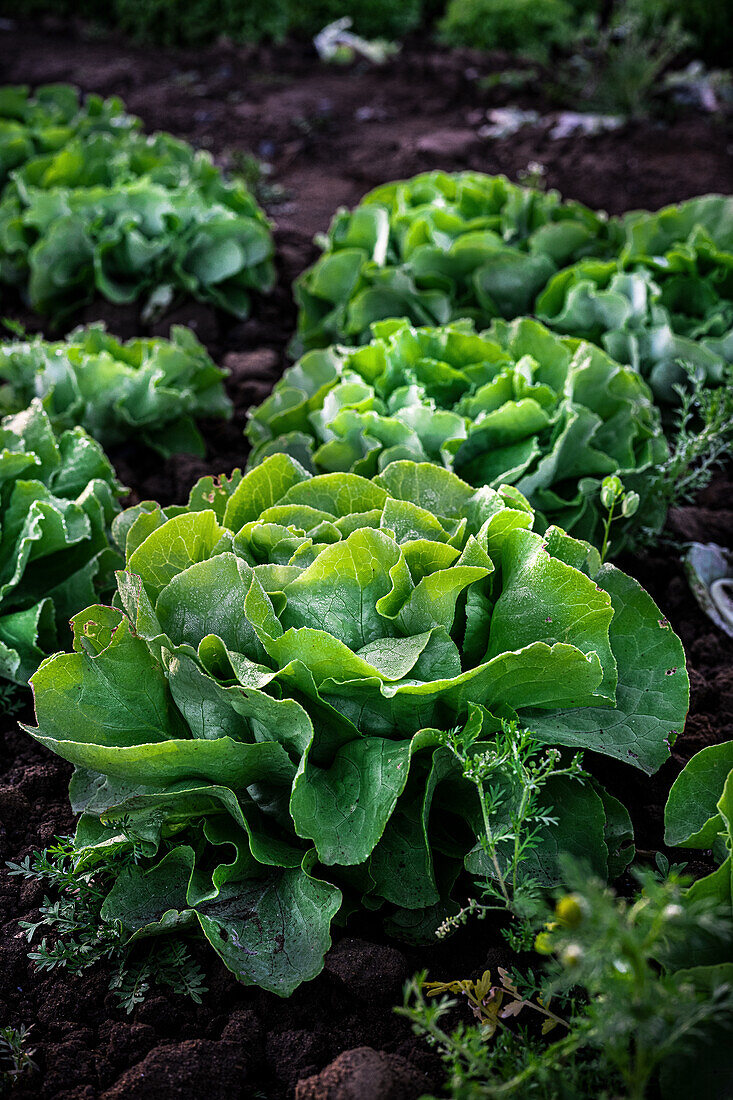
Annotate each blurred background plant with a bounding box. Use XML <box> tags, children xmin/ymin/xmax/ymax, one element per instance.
<box><xmin>558</xmin><ymin>0</ymin><xmax>692</xmax><ymax>118</ymax></box>
<box><xmin>9</xmin><ymin>0</ymin><xmax>732</xmax><ymax>87</ymax></box>
<box><xmin>438</xmin><ymin>0</ymin><xmax>583</xmax><ymax>64</ymax></box>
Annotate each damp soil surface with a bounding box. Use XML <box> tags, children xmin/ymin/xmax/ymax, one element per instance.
<box><xmin>0</xmin><ymin>15</ymin><xmax>732</xmax><ymax>1099</ymax></box>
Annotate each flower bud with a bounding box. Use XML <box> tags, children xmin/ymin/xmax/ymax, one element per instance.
<box><xmin>601</xmin><ymin>475</ymin><xmax>623</xmax><ymax>509</ymax></box>
<box><xmin>555</xmin><ymin>893</ymin><xmax>584</xmax><ymax>928</ymax></box>
<box><xmin>534</xmin><ymin>931</ymin><xmax>555</xmax><ymax>955</ymax></box>
<box><xmin>561</xmin><ymin>943</ymin><xmax>583</xmax><ymax>968</ymax></box>
<box><xmin>621</xmin><ymin>491</ymin><xmax>640</xmax><ymax>518</ymax></box>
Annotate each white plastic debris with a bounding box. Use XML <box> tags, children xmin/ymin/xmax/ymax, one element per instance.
<box><xmin>314</xmin><ymin>18</ymin><xmax>399</xmax><ymax>66</ymax></box>
<box><xmin>478</xmin><ymin>107</ymin><xmax>540</xmax><ymax>139</ymax></box>
<box><xmin>548</xmin><ymin>112</ymin><xmax>624</xmax><ymax>140</ymax></box>
<box><xmin>478</xmin><ymin>107</ymin><xmax>623</xmax><ymax>142</ymax></box>
<box><xmin>685</xmin><ymin>542</ymin><xmax>733</xmax><ymax>637</ymax></box>
<box><xmin>664</xmin><ymin>61</ymin><xmax>733</xmax><ymax>113</ymax></box>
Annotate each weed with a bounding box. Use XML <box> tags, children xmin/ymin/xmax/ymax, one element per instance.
<box><xmin>663</xmin><ymin>370</ymin><xmax>733</xmax><ymax>506</ymax></box>
<box><xmin>633</xmin><ymin>364</ymin><xmax>733</xmax><ymax>551</ymax></box>
<box><xmin>437</xmin><ymin>719</ymin><xmax>586</xmax><ymax>950</ymax></box>
<box><xmin>477</xmin><ymin>68</ymin><xmax>540</xmax><ymax>93</ymax></box>
<box><xmin>400</xmin><ymin>865</ymin><xmax>733</xmax><ymax>1099</ymax></box>
<box><xmin>0</xmin><ymin>683</ymin><xmax>26</xmax><ymax>718</ymax></box>
<box><xmin>7</xmin><ymin>837</ymin><xmax>207</xmax><ymax>1015</ymax></box>
<box><xmin>109</xmin><ymin>941</ymin><xmax>207</xmax><ymax>1014</ymax></box>
<box><xmin>229</xmin><ymin>151</ymin><xmax>289</xmax><ymax>207</ymax></box>
<box><xmin>0</xmin><ymin>1026</ymin><xmax>37</xmax><ymax>1094</ymax></box>
<box><xmin>562</xmin><ymin>0</ymin><xmax>692</xmax><ymax>118</ymax></box>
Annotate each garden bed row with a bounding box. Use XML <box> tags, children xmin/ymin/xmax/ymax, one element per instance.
<box><xmin>0</xmin><ymin>17</ymin><xmax>731</xmax><ymax>1100</ymax></box>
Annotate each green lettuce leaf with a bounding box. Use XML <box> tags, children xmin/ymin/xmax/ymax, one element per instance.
<box><xmin>665</xmin><ymin>742</ymin><xmax>733</xmax><ymax>861</ymax></box>
<box><xmin>663</xmin><ymin>741</ymin><xmax>733</xmax><ymax>972</ymax></box>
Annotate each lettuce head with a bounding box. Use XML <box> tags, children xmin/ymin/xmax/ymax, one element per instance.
<box><xmin>23</xmin><ymin>455</ymin><xmax>688</xmax><ymax>992</ymax></box>
<box><xmin>0</xmin><ymin>400</ymin><xmax>123</xmax><ymax>684</ymax></box>
<box><xmin>247</xmin><ymin>317</ymin><xmax>668</xmax><ymax>552</ymax></box>
<box><xmin>0</xmin><ymin>324</ymin><xmax>232</xmax><ymax>458</ymax></box>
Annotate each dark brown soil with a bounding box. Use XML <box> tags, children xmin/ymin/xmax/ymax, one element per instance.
<box><xmin>0</xmin><ymin>15</ymin><xmax>732</xmax><ymax>1100</ymax></box>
